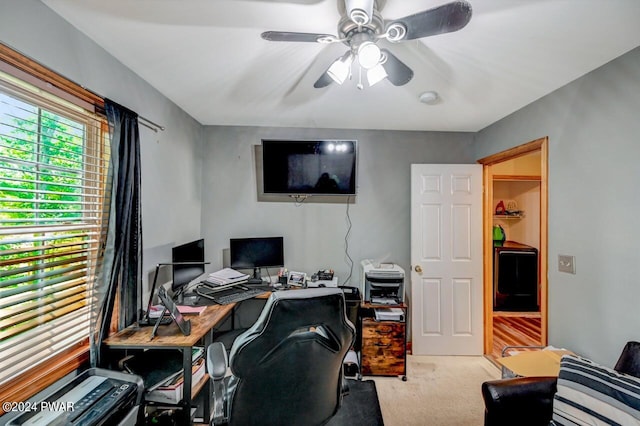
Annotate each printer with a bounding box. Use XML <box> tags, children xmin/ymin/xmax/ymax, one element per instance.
<box><xmin>360</xmin><ymin>259</ymin><xmax>405</xmax><ymax>304</ymax></box>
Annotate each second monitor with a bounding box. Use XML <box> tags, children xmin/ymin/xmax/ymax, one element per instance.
<box><xmin>230</xmin><ymin>236</ymin><xmax>284</xmax><ymax>284</ymax></box>
<box><xmin>172</xmin><ymin>238</ymin><xmax>206</xmax><ymax>295</ymax></box>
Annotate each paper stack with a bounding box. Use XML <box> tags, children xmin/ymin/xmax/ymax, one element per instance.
<box><xmin>374</xmin><ymin>307</ymin><xmax>405</xmax><ymax>322</ymax></box>
<box><xmin>204</xmin><ymin>268</ymin><xmax>249</xmax><ymax>286</ymax></box>
<box><xmin>145</xmin><ymin>358</ymin><xmax>206</xmax><ymax>404</ymax></box>
<box><xmin>145</xmin><ymin>346</ymin><xmax>206</xmax><ymax>404</ymax></box>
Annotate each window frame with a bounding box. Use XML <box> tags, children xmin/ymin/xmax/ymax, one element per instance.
<box><xmin>0</xmin><ymin>43</ymin><xmax>108</xmax><ymax>411</ymax></box>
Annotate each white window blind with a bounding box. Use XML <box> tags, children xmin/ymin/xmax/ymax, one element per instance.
<box><xmin>0</xmin><ymin>71</ymin><xmax>109</xmax><ymax>385</ymax></box>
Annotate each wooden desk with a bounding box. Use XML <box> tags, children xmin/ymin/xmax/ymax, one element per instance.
<box><xmin>103</xmin><ymin>302</ymin><xmax>236</xmax><ymax>424</ymax></box>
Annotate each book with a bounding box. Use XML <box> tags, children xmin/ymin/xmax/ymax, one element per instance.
<box><xmin>177</xmin><ymin>304</ymin><xmax>207</xmax><ymax>315</ymax></box>
<box><xmin>145</xmin><ymin>357</ymin><xmax>206</xmax><ymax>404</ymax></box>
<box><xmin>148</xmin><ymin>304</ymin><xmax>167</xmax><ymax>318</ymax></box>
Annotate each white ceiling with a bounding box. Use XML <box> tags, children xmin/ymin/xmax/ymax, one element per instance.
<box><xmin>42</xmin><ymin>0</ymin><xmax>640</xmax><ymax>132</ymax></box>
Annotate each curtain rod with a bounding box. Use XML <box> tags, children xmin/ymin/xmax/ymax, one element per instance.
<box><xmin>77</xmin><ymin>84</ymin><xmax>166</xmax><ymax>133</ymax></box>
<box><xmin>138</xmin><ymin>116</ymin><xmax>165</xmax><ymax>133</ymax></box>
<box><xmin>96</xmin><ymin>100</ymin><xmax>165</xmax><ymax>133</ymax></box>
<box><xmin>95</xmin><ymin>95</ymin><xmax>165</xmax><ymax>133</ymax></box>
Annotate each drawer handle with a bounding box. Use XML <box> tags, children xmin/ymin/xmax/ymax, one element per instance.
<box><xmin>374</xmin><ymin>342</ymin><xmax>392</xmax><ymax>348</ymax></box>
<box><xmin>376</xmin><ymin>327</ymin><xmax>393</xmax><ymax>334</ymax></box>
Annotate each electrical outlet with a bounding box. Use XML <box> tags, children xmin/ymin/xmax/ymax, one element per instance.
<box><xmin>558</xmin><ymin>255</ymin><xmax>575</xmax><ymax>274</ymax></box>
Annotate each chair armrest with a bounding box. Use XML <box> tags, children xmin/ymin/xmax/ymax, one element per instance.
<box><xmin>207</xmin><ymin>342</ymin><xmax>228</xmax><ymax>381</ymax></box>
<box><xmin>206</xmin><ymin>342</ymin><xmax>230</xmax><ymax>424</ymax></box>
<box><xmin>481</xmin><ymin>376</ymin><xmax>557</xmax><ymax>426</ymax></box>
<box><xmin>341</xmin><ymin>376</ymin><xmax>350</xmax><ymax>395</ymax></box>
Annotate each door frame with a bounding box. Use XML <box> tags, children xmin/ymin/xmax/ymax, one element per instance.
<box><xmin>477</xmin><ymin>137</ymin><xmax>549</xmax><ymax>354</ymax></box>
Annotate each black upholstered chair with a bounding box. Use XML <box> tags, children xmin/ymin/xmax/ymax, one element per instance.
<box><xmin>206</xmin><ymin>288</ymin><xmax>356</xmax><ymax>426</ymax></box>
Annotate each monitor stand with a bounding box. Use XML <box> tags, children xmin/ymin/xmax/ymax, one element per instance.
<box><xmin>138</xmin><ymin>315</ymin><xmax>172</xmax><ymax>327</ymax></box>
<box><xmin>247</xmin><ymin>267</ymin><xmax>264</xmax><ymax>285</ymax></box>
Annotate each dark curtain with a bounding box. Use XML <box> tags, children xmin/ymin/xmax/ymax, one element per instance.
<box><xmin>90</xmin><ymin>99</ymin><xmax>143</xmax><ymax>366</ymax></box>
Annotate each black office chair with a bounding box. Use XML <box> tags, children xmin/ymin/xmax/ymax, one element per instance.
<box><xmin>206</xmin><ymin>288</ymin><xmax>356</xmax><ymax>426</ymax></box>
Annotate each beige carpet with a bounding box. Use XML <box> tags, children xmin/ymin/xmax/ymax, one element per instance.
<box><xmin>371</xmin><ymin>355</ymin><xmax>501</xmax><ymax>426</ymax></box>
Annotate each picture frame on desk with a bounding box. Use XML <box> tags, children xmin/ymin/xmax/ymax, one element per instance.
<box><xmin>287</xmin><ymin>271</ymin><xmax>306</xmax><ymax>287</ymax></box>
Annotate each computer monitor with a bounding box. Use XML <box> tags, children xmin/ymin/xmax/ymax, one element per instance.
<box><xmin>230</xmin><ymin>237</ymin><xmax>284</xmax><ymax>284</ymax></box>
<box><xmin>172</xmin><ymin>239</ymin><xmax>205</xmax><ymax>293</ymax></box>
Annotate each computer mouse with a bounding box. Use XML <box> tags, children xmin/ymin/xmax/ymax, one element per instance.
<box><xmin>318</xmin><ymin>284</ymin><xmax>326</xmax><ymax>287</ymax></box>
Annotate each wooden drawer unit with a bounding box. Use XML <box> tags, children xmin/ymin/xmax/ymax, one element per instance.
<box><xmin>361</xmin><ymin>318</ymin><xmax>406</xmax><ymax>377</ymax></box>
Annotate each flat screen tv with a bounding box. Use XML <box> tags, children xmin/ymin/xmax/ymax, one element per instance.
<box><xmin>262</xmin><ymin>139</ymin><xmax>357</xmax><ymax>195</ymax></box>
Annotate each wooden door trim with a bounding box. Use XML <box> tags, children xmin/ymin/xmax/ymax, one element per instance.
<box><xmin>478</xmin><ymin>136</ymin><xmax>549</xmax><ymax>355</ymax></box>
<box><xmin>477</xmin><ymin>138</ymin><xmax>544</xmax><ymax>165</ymax></box>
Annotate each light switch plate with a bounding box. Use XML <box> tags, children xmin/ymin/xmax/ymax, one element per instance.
<box><xmin>558</xmin><ymin>255</ymin><xmax>575</xmax><ymax>274</ymax></box>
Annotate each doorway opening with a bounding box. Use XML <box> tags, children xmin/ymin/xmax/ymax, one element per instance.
<box><xmin>478</xmin><ymin>137</ymin><xmax>548</xmax><ymax>359</ymax></box>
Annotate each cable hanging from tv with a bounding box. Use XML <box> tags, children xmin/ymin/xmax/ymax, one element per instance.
<box><xmin>289</xmin><ymin>194</ymin><xmax>309</xmax><ymax>204</ymax></box>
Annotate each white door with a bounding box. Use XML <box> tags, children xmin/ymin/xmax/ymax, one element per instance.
<box><xmin>410</xmin><ymin>164</ymin><xmax>483</xmax><ymax>355</ymax></box>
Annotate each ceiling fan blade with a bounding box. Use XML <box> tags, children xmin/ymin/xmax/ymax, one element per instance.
<box><xmin>261</xmin><ymin>31</ymin><xmax>337</xmax><ymax>43</ymax></box>
<box><xmin>381</xmin><ymin>49</ymin><xmax>413</xmax><ymax>86</ymax></box>
<box><xmin>388</xmin><ymin>0</ymin><xmax>472</xmax><ymax>41</ymax></box>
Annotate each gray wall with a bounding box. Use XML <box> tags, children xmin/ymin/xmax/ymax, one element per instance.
<box><xmin>1</xmin><ymin>0</ymin><xmax>205</xmax><ymax>303</ymax></box>
<box><xmin>5</xmin><ymin>0</ymin><xmax>638</xmax><ymax>366</ymax></box>
<box><xmin>475</xmin><ymin>46</ymin><xmax>640</xmax><ymax>366</ymax></box>
<box><xmin>201</xmin><ymin>126</ymin><xmax>475</xmax><ymax>289</ymax></box>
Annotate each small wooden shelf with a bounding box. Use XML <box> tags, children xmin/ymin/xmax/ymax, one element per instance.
<box><xmin>493</xmin><ymin>175</ymin><xmax>541</xmax><ymax>181</ymax></box>
<box><xmin>494</xmin><ymin>214</ymin><xmax>524</xmax><ymax>220</ymax></box>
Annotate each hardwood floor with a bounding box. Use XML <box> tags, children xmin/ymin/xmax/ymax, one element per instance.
<box><xmin>491</xmin><ymin>313</ymin><xmax>542</xmax><ymax>359</ymax></box>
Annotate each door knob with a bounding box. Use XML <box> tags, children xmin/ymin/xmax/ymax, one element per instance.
<box><xmin>414</xmin><ymin>265</ymin><xmax>423</xmax><ymax>273</ymax></box>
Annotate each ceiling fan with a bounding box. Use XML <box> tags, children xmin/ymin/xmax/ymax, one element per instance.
<box><xmin>261</xmin><ymin>0</ymin><xmax>472</xmax><ymax>90</ymax></box>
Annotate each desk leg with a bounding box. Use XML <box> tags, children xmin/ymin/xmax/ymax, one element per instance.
<box><xmin>182</xmin><ymin>348</ymin><xmax>192</xmax><ymax>424</ymax></box>
<box><xmin>202</xmin><ymin>329</ymin><xmax>213</xmax><ymax>423</ymax></box>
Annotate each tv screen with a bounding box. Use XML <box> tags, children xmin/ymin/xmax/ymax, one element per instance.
<box><xmin>171</xmin><ymin>239</ymin><xmax>205</xmax><ymax>292</ymax></box>
<box><xmin>262</xmin><ymin>140</ymin><xmax>357</xmax><ymax>195</ymax></box>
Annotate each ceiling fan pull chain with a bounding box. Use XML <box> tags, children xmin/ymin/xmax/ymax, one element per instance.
<box><xmin>357</xmin><ymin>66</ymin><xmax>364</xmax><ymax>90</ymax></box>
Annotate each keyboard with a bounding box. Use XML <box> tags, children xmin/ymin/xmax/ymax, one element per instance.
<box><xmin>196</xmin><ymin>286</ymin><xmax>267</xmax><ymax>305</ymax></box>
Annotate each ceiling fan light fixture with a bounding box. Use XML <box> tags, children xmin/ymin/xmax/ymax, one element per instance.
<box><xmin>316</xmin><ymin>35</ymin><xmax>338</xmax><ymax>44</ymax></box>
<box><xmin>357</xmin><ymin>42</ymin><xmax>381</xmax><ymax>69</ymax></box>
<box><xmin>345</xmin><ymin>0</ymin><xmax>373</xmax><ymax>25</ymax></box>
<box><xmin>385</xmin><ymin>23</ymin><xmax>407</xmax><ymax>42</ymax></box>
<box><xmin>349</xmin><ymin>9</ymin><xmax>370</xmax><ymax>25</ymax></box>
<box><xmin>327</xmin><ymin>52</ymin><xmax>354</xmax><ymax>85</ymax></box>
<box><xmin>367</xmin><ymin>63</ymin><xmax>387</xmax><ymax>86</ymax></box>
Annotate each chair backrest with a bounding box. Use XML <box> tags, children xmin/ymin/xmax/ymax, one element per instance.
<box><xmin>226</xmin><ymin>288</ymin><xmax>355</xmax><ymax>426</ymax></box>
<box><xmin>614</xmin><ymin>341</ymin><xmax>640</xmax><ymax>378</ymax></box>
